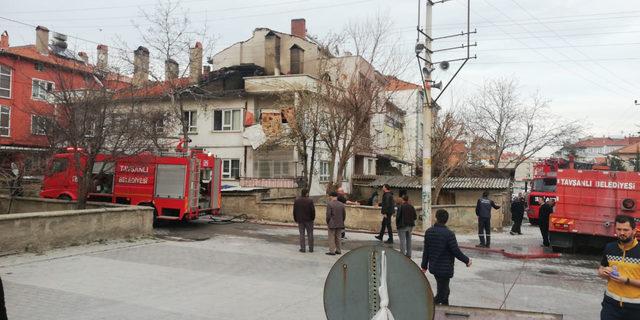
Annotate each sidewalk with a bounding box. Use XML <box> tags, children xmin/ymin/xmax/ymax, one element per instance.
<box><xmin>0</xmin><ymin>222</ymin><xmax>603</xmax><ymax>320</ymax></box>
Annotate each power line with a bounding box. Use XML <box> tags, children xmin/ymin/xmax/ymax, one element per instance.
<box><xmin>508</xmin><ymin>0</ymin><xmax>640</xmax><ymax>97</ymax></box>
<box><xmin>474</xmin><ymin>0</ymin><xmax>636</xmax><ymax>99</ymax></box>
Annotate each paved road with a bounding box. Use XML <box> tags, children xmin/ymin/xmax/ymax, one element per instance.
<box><xmin>0</xmin><ymin>221</ymin><xmax>605</xmax><ymax>319</ymax></box>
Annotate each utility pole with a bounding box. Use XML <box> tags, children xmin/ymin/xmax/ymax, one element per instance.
<box><xmin>421</xmin><ymin>1</ymin><xmax>434</xmax><ymax>230</ymax></box>
<box><xmin>415</xmin><ymin>0</ymin><xmax>476</xmax><ymax>230</ymax></box>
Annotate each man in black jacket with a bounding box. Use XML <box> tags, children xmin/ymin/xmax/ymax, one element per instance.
<box><xmin>293</xmin><ymin>189</ymin><xmax>315</xmax><ymax>253</ymax></box>
<box><xmin>421</xmin><ymin>209</ymin><xmax>472</xmax><ymax>305</ymax></box>
<box><xmin>510</xmin><ymin>194</ymin><xmax>526</xmax><ymax>235</ymax></box>
<box><xmin>538</xmin><ymin>198</ymin><xmax>555</xmax><ymax>247</ymax></box>
<box><xmin>375</xmin><ymin>184</ymin><xmax>395</xmax><ymax>244</ymax></box>
<box><xmin>475</xmin><ymin>191</ymin><xmax>501</xmax><ymax>248</ymax></box>
<box><xmin>0</xmin><ymin>276</ymin><xmax>6</xmax><ymax>320</ymax></box>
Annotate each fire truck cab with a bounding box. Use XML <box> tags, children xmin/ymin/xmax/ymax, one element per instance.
<box><xmin>527</xmin><ymin>159</ymin><xmax>561</xmax><ymax>224</ymax></box>
<box><xmin>40</xmin><ymin>148</ymin><xmax>223</xmax><ymax>223</ymax></box>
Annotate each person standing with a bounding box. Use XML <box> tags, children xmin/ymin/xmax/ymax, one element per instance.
<box><xmin>293</xmin><ymin>189</ymin><xmax>315</xmax><ymax>253</ymax></box>
<box><xmin>0</xmin><ymin>276</ymin><xmax>6</xmax><ymax>320</ymax></box>
<box><xmin>336</xmin><ymin>187</ymin><xmax>358</xmax><ymax>240</ymax></box>
<box><xmin>396</xmin><ymin>195</ymin><xmax>417</xmax><ymax>257</ymax></box>
<box><xmin>597</xmin><ymin>215</ymin><xmax>640</xmax><ymax>320</ymax></box>
<box><xmin>375</xmin><ymin>184</ymin><xmax>394</xmax><ymax>244</ymax></box>
<box><xmin>538</xmin><ymin>198</ymin><xmax>555</xmax><ymax>247</ymax></box>
<box><xmin>325</xmin><ymin>192</ymin><xmax>346</xmax><ymax>256</ymax></box>
<box><xmin>510</xmin><ymin>194</ymin><xmax>526</xmax><ymax>235</ymax></box>
<box><xmin>475</xmin><ymin>191</ymin><xmax>501</xmax><ymax>248</ymax></box>
<box><xmin>421</xmin><ymin>209</ymin><xmax>472</xmax><ymax>305</ymax></box>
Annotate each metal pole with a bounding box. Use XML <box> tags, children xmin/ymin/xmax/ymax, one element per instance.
<box><xmin>421</xmin><ymin>0</ymin><xmax>433</xmax><ymax>230</ymax></box>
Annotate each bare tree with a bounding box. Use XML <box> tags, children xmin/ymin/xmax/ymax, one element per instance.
<box><xmin>431</xmin><ymin>111</ymin><xmax>472</xmax><ymax>204</ymax></box>
<box><xmin>314</xmin><ymin>14</ymin><xmax>410</xmax><ymax>190</ymax></box>
<box><xmin>463</xmin><ymin>77</ymin><xmax>582</xmax><ymax>169</ymax></box>
<box><xmin>118</xmin><ymin>0</ymin><xmax>217</xmax><ymax>150</ymax></box>
<box><xmin>34</xmin><ymin>61</ymin><xmax>163</xmax><ymax>209</ymax></box>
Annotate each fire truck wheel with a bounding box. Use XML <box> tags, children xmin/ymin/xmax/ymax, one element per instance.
<box><xmin>57</xmin><ymin>194</ymin><xmax>72</xmax><ymax>201</ymax></box>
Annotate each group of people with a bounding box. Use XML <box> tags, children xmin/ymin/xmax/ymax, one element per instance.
<box><xmin>292</xmin><ymin>184</ymin><xmax>468</xmax><ymax>305</ymax></box>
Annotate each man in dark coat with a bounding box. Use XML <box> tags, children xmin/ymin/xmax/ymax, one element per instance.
<box><xmin>293</xmin><ymin>189</ymin><xmax>315</xmax><ymax>253</ymax></box>
<box><xmin>510</xmin><ymin>194</ymin><xmax>526</xmax><ymax>235</ymax></box>
<box><xmin>396</xmin><ymin>195</ymin><xmax>417</xmax><ymax>257</ymax></box>
<box><xmin>0</xmin><ymin>276</ymin><xmax>6</xmax><ymax>320</ymax></box>
<box><xmin>325</xmin><ymin>192</ymin><xmax>346</xmax><ymax>255</ymax></box>
<box><xmin>475</xmin><ymin>191</ymin><xmax>501</xmax><ymax>248</ymax></box>
<box><xmin>538</xmin><ymin>198</ymin><xmax>555</xmax><ymax>247</ymax></box>
<box><xmin>375</xmin><ymin>184</ymin><xmax>395</xmax><ymax>244</ymax></box>
<box><xmin>421</xmin><ymin>209</ymin><xmax>472</xmax><ymax>305</ymax></box>
<box><xmin>336</xmin><ymin>187</ymin><xmax>358</xmax><ymax>240</ymax></box>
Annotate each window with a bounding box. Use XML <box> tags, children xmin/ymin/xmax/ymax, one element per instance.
<box><xmin>183</xmin><ymin>110</ymin><xmax>197</xmax><ymax>133</ymax></box>
<box><xmin>213</xmin><ymin>109</ymin><xmax>241</xmax><ymax>131</ymax></box>
<box><xmin>290</xmin><ymin>45</ymin><xmax>304</xmax><ymax>74</ymax></box>
<box><xmin>0</xmin><ymin>106</ymin><xmax>9</xmax><ymax>136</ymax></box>
<box><xmin>51</xmin><ymin>158</ymin><xmax>68</xmax><ymax>174</ymax></box>
<box><xmin>368</xmin><ymin>159</ymin><xmax>375</xmax><ymax>175</ymax></box>
<box><xmin>154</xmin><ymin>118</ymin><xmax>164</xmax><ymax>134</ymax></box>
<box><xmin>0</xmin><ymin>65</ymin><xmax>10</xmax><ymax>98</ymax></box>
<box><xmin>319</xmin><ymin>161</ymin><xmax>330</xmax><ymax>182</ymax></box>
<box><xmin>253</xmin><ymin>160</ymin><xmax>294</xmax><ymax>178</ymax></box>
<box><xmin>32</xmin><ymin>79</ymin><xmax>54</xmax><ymax>100</ymax></box>
<box><xmin>222</xmin><ymin>159</ymin><xmax>240</xmax><ymax>179</ymax></box>
<box><xmin>34</xmin><ymin>62</ymin><xmax>45</xmax><ymax>72</ymax></box>
<box><xmin>31</xmin><ymin>115</ymin><xmax>49</xmax><ymax>135</ymax></box>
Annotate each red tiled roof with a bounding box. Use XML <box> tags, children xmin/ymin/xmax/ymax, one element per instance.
<box><xmin>385</xmin><ymin>76</ymin><xmax>421</xmax><ymax>91</ymax></box>
<box><xmin>1</xmin><ymin>45</ymin><xmax>93</xmax><ymax>73</ymax></box>
<box><xmin>573</xmin><ymin>137</ymin><xmax>640</xmax><ymax>148</ymax></box>
<box><xmin>612</xmin><ymin>142</ymin><xmax>640</xmax><ymax>155</ymax></box>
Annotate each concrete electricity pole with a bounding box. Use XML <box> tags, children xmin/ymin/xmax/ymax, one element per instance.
<box><xmin>421</xmin><ymin>1</ymin><xmax>434</xmax><ymax>230</ymax></box>
<box><xmin>416</xmin><ymin>0</ymin><xmax>475</xmax><ymax>230</ymax></box>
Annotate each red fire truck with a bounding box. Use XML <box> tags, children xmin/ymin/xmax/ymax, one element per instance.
<box><xmin>40</xmin><ymin>147</ymin><xmax>223</xmax><ymax>223</ymax></box>
<box><xmin>527</xmin><ymin>159</ymin><xmax>563</xmax><ymax>224</ymax></box>
<box><xmin>549</xmin><ymin>168</ymin><xmax>640</xmax><ymax>249</ymax></box>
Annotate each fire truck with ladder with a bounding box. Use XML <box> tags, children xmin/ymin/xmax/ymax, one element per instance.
<box><xmin>549</xmin><ymin>164</ymin><xmax>640</xmax><ymax>249</ymax></box>
<box><xmin>40</xmin><ymin>145</ymin><xmax>223</xmax><ymax>224</ymax></box>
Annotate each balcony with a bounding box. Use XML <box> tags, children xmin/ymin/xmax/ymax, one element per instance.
<box><xmin>244</xmin><ymin>74</ymin><xmax>320</xmax><ymax>93</ymax></box>
<box><xmin>239</xmin><ymin>177</ymin><xmax>299</xmax><ymax>188</ymax></box>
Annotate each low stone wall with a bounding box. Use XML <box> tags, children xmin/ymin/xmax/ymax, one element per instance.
<box><xmin>0</xmin><ymin>196</ymin><xmax>153</xmax><ymax>255</ymax></box>
<box><xmin>222</xmin><ymin>191</ymin><xmax>503</xmax><ymax>234</ymax></box>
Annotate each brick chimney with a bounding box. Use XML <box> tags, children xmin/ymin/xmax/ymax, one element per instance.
<box><xmin>0</xmin><ymin>31</ymin><xmax>8</xmax><ymax>49</ymax></box>
<box><xmin>165</xmin><ymin>58</ymin><xmax>179</xmax><ymax>80</ymax></box>
<box><xmin>189</xmin><ymin>42</ymin><xmax>203</xmax><ymax>84</ymax></box>
<box><xmin>35</xmin><ymin>26</ymin><xmax>49</xmax><ymax>55</ymax></box>
<box><xmin>291</xmin><ymin>19</ymin><xmax>306</xmax><ymax>39</ymax></box>
<box><xmin>78</xmin><ymin>51</ymin><xmax>88</xmax><ymax>64</ymax></box>
<box><xmin>132</xmin><ymin>46</ymin><xmax>150</xmax><ymax>86</ymax></box>
<box><xmin>96</xmin><ymin>44</ymin><xmax>108</xmax><ymax>70</ymax></box>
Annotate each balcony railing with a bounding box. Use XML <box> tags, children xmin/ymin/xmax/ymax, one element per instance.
<box><xmin>239</xmin><ymin>177</ymin><xmax>299</xmax><ymax>188</ymax></box>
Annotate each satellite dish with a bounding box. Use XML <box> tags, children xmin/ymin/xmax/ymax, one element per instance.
<box><xmin>10</xmin><ymin>162</ymin><xmax>19</xmax><ymax>177</ymax></box>
<box><xmin>324</xmin><ymin>245</ymin><xmax>435</xmax><ymax>319</ymax></box>
<box><xmin>439</xmin><ymin>61</ymin><xmax>450</xmax><ymax>71</ymax></box>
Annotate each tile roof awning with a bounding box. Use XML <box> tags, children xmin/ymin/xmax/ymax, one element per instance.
<box><xmin>357</xmin><ymin>175</ymin><xmax>512</xmax><ymax>190</ymax></box>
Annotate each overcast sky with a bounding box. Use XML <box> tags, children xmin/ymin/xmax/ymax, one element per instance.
<box><xmin>2</xmin><ymin>0</ymin><xmax>639</xmax><ymax>142</ymax></box>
